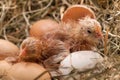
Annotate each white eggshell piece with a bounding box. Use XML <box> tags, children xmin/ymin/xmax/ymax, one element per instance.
<box><xmin>59</xmin><ymin>51</ymin><xmax>104</xmax><ymax>75</ymax></box>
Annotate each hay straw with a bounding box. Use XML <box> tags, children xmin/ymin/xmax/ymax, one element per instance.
<box><xmin>104</xmin><ymin>27</ymin><xmax>109</xmax><ymax>55</ymax></box>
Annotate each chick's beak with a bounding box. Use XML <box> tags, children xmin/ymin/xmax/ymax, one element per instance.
<box><xmin>95</xmin><ymin>26</ymin><xmax>103</xmax><ymax>39</ymax></box>
<box><xmin>94</xmin><ymin>26</ymin><xmax>104</xmax><ymax>46</ymax></box>
<box><xmin>96</xmin><ymin>32</ymin><xmax>103</xmax><ymax>38</ymax></box>
<box><xmin>19</xmin><ymin>47</ymin><xmax>27</xmax><ymax>57</ymax></box>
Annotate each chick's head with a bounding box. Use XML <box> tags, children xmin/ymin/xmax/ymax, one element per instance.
<box><xmin>19</xmin><ymin>37</ymin><xmax>41</xmax><ymax>62</ymax></box>
<box><xmin>62</xmin><ymin>17</ymin><xmax>103</xmax><ymax>52</ymax></box>
<box><xmin>78</xmin><ymin>17</ymin><xmax>103</xmax><ymax>39</ymax></box>
<box><xmin>77</xmin><ymin>17</ymin><xmax>103</xmax><ymax>46</ymax></box>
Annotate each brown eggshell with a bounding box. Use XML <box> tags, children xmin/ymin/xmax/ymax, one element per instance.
<box><xmin>7</xmin><ymin>62</ymin><xmax>51</xmax><ymax>80</ymax></box>
<box><xmin>0</xmin><ymin>39</ymin><xmax>19</xmax><ymax>60</ymax></box>
<box><xmin>30</xmin><ymin>19</ymin><xmax>59</xmax><ymax>38</ymax></box>
<box><xmin>0</xmin><ymin>60</ymin><xmax>12</xmax><ymax>76</ymax></box>
<box><xmin>62</xmin><ymin>5</ymin><xmax>96</xmax><ymax>23</ymax></box>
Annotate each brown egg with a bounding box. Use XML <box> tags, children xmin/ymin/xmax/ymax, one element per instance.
<box><xmin>0</xmin><ymin>39</ymin><xmax>19</xmax><ymax>60</ymax></box>
<box><xmin>30</xmin><ymin>19</ymin><xmax>59</xmax><ymax>38</ymax></box>
<box><xmin>61</xmin><ymin>5</ymin><xmax>96</xmax><ymax>23</ymax></box>
<box><xmin>7</xmin><ymin>62</ymin><xmax>51</xmax><ymax>80</ymax></box>
<box><xmin>0</xmin><ymin>60</ymin><xmax>12</xmax><ymax>77</ymax></box>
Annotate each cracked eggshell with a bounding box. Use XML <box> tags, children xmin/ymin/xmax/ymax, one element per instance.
<box><xmin>0</xmin><ymin>60</ymin><xmax>12</xmax><ymax>78</ymax></box>
<box><xmin>30</xmin><ymin>19</ymin><xmax>59</xmax><ymax>38</ymax></box>
<box><xmin>59</xmin><ymin>51</ymin><xmax>104</xmax><ymax>75</ymax></box>
<box><xmin>7</xmin><ymin>62</ymin><xmax>51</xmax><ymax>80</ymax></box>
<box><xmin>0</xmin><ymin>39</ymin><xmax>19</xmax><ymax>60</ymax></box>
<box><xmin>61</xmin><ymin>5</ymin><xmax>96</xmax><ymax>23</ymax></box>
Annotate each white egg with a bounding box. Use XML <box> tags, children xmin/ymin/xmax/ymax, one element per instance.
<box><xmin>59</xmin><ymin>51</ymin><xmax>104</xmax><ymax>75</ymax></box>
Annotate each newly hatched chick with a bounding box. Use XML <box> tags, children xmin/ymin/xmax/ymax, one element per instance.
<box><xmin>68</xmin><ymin>17</ymin><xmax>103</xmax><ymax>52</ymax></box>
<box><xmin>49</xmin><ymin>17</ymin><xmax>103</xmax><ymax>52</ymax></box>
<box><xmin>19</xmin><ymin>37</ymin><xmax>69</xmax><ymax>65</ymax></box>
<box><xmin>58</xmin><ymin>5</ymin><xmax>103</xmax><ymax>52</ymax></box>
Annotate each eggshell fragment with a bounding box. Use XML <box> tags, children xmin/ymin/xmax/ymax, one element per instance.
<box><xmin>0</xmin><ymin>39</ymin><xmax>19</xmax><ymax>60</ymax></box>
<box><xmin>62</xmin><ymin>5</ymin><xmax>96</xmax><ymax>23</ymax></box>
<box><xmin>59</xmin><ymin>51</ymin><xmax>103</xmax><ymax>75</ymax></box>
<box><xmin>30</xmin><ymin>19</ymin><xmax>59</xmax><ymax>38</ymax></box>
<box><xmin>0</xmin><ymin>60</ymin><xmax>12</xmax><ymax>76</ymax></box>
<box><xmin>7</xmin><ymin>62</ymin><xmax>51</xmax><ymax>80</ymax></box>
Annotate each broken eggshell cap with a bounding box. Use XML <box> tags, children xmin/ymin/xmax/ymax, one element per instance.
<box><xmin>61</xmin><ymin>5</ymin><xmax>96</xmax><ymax>23</ymax></box>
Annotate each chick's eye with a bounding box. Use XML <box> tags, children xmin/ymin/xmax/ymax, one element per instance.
<box><xmin>87</xmin><ymin>30</ymin><xmax>92</xmax><ymax>34</ymax></box>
